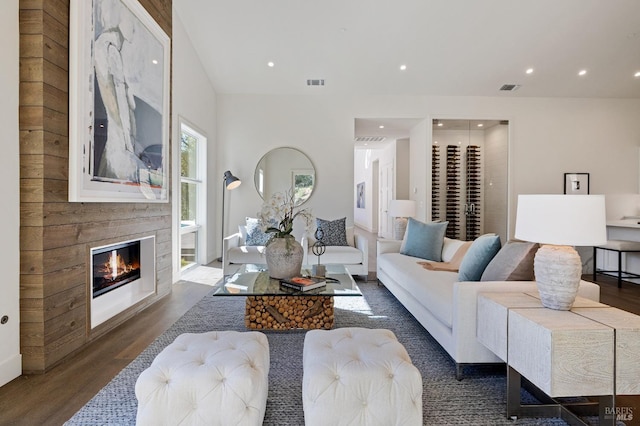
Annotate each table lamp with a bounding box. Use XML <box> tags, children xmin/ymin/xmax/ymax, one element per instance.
<box><xmin>389</xmin><ymin>200</ymin><xmax>417</xmax><ymax>240</ymax></box>
<box><xmin>515</xmin><ymin>194</ymin><xmax>606</xmax><ymax>310</ymax></box>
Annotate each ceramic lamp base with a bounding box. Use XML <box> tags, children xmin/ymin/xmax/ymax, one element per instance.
<box><xmin>534</xmin><ymin>244</ymin><xmax>582</xmax><ymax>310</ymax></box>
<box><xmin>393</xmin><ymin>217</ymin><xmax>408</xmax><ymax>240</ymax></box>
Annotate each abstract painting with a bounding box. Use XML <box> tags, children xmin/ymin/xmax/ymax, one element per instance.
<box><xmin>69</xmin><ymin>0</ymin><xmax>170</xmax><ymax>202</ymax></box>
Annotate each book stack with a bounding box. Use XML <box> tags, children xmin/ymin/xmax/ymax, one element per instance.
<box><xmin>280</xmin><ymin>276</ymin><xmax>326</xmax><ymax>292</ymax></box>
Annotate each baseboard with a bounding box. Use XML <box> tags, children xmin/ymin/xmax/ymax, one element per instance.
<box><xmin>0</xmin><ymin>353</ymin><xmax>22</xmax><ymax>387</ymax></box>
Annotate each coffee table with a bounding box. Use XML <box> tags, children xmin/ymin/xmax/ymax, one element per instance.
<box><xmin>212</xmin><ymin>264</ymin><xmax>362</xmax><ymax>330</ymax></box>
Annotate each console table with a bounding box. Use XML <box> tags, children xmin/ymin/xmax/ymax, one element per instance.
<box><xmin>477</xmin><ymin>292</ymin><xmax>640</xmax><ymax>425</ymax></box>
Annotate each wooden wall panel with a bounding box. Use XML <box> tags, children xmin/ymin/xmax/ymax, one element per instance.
<box><xmin>19</xmin><ymin>0</ymin><xmax>173</xmax><ymax>373</ymax></box>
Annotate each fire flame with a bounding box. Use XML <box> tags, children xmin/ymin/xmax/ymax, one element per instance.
<box><xmin>98</xmin><ymin>250</ymin><xmax>139</xmax><ymax>281</ymax></box>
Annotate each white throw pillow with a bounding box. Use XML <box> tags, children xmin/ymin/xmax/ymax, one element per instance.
<box><xmin>441</xmin><ymin>238</ymin><xmax>467</xmax><ymax>263</ymax></box>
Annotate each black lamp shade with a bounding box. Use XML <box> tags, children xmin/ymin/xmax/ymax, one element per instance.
<box><xmin>223</xmin><ymin>170</ymin><xmax>241</xmax><ymax>190</ymax></box>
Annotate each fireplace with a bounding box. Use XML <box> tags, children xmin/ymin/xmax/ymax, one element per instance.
<box><xmin>92</xmin><ymin>241</ymin><xmax>141</xmax><ymax>298</ymax></box>
<box><xmin>90</xmin><ymin>236</ymin><xmax>156</xmax><ymax>328</ymax></box>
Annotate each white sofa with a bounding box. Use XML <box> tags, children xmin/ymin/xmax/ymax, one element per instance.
<box><xmin>376</xmin><ymin>238</ymin><xmax>601</xmax><ymax>379</ymax></box>
<box><xmin>302</xmin><ymin>226</ymin><xmax>369</xmax><ymax>280</ymax></box>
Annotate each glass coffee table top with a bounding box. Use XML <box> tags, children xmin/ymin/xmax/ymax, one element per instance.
<box><xmin>212</xmin><ymin>264</ymin><xmax>362</xmax><ymax>297</ymax></box>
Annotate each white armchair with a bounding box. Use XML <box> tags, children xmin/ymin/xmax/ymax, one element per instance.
<box><xmin>302</xmin><ymin>226</ymin><xmax>369</xmax><ymax>280</ymax></box>
<box><xmin>222</xmin><ymin>220</ymin><xmax>307</xmax><ymax>276</ymax></box>
<box><xmin>222</xmin><ymin>225</ymin><xmax>267</xmax><ymax>276</ymax></box>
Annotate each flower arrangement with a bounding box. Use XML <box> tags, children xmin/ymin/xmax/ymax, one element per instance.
<box><xmin>258</xmin><ymin>190</ymin><xmax>313</xmax><ymax>241</ymax></box>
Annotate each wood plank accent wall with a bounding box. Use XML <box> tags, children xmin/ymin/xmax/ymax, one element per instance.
<box><xmin>19</xmin><ymin>0</ymin><xmax>173</xmax><ymax>373</ymax></box>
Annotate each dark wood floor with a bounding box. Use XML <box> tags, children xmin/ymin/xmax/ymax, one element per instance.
<box><xmin>0</xmin><ymin>275</ymin><xmax>638</xmax><ymax>425</ymax></box>
<box><xmin>0</xmin><ymin>281</ymin><xmax>212</xmax><ymax>426</ymax></box>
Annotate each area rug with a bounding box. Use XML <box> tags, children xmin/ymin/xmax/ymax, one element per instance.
<box><xmin>65</xmin><ymin>281</ymin><xmax>573</xmax><ymax>425</ymax></box>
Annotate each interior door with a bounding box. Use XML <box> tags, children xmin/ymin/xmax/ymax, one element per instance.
<box><xmin>379</xmin><ymin>161</ymin><xmax>394</xmax><ymax>239</ymax></box>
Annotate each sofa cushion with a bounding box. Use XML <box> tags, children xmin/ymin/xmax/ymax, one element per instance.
<box><xmin>245</xmin><ymin>217</ymin><xmax>273</xmax><ymax>246</ymax></box>
<box><xmin>378</xmin><ymin>252</ymin><xmax>456</xmax><ymax>328</ymax></box>
<box><xmin>480</xmin><ymin>241</ymin><xmax>538</xmax><ymax>281</ymax></box>
<box><xmin>227</xmin><ymin>245</ymin><xmax>266</xmax><ymax>264</ymax></box>
<box><xmin>441</xmin><ymin>238</ymin><xmax>467</xmax><ymax>263</ymax></box>
<box><xmin>458</xmin><ymin>234</ymin><xmax>501</xmax><ymax>281</ymax></box>
<box><xmin>308</xmin><ymin>245</ymin><xmax>363</xmax><ymax>265</ymax></box>
<box><xmin>316</xmin><ymin>217</ymin><xmax>349</xmax><ymax>246</ymax></box>
<box><xmin>400</xmin><ymin>218</ymin><xmax>448</xmax><ymax>261</ymax></box>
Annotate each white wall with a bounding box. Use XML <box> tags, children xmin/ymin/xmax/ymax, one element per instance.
<box><xmin>354</xmin><ymin>148</ymin><xmax>383</xmax><ymax>231</ymax></box>
<box><xmin>0</xmin><ymin>0</ymin><xmax>21</xmax><ymax>387</ymax></box>
<box><xmin>484</xmin><ymin>124</ymin><xmax>509</xmax><ymax>242</ymax></box>
<box><xmin>172</xmin><ymin>11</ymin><xmax>219</xmax><ymax>278</ymax></box>
<box><xmin>395</xmin><ymin>138</ymin><xmax>411</xmax><ymax>199</ymax></box>
<box><xmin>409</xmin><ymin>120</ymin><xmax>429</xmax><ymax>220</ymax></box>
<box><xmin>217</xmin><ymin>94</ymin><xmax>640</xmax><ymax>245</ymax></box>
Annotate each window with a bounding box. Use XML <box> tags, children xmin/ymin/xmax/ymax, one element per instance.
<box><xmin>179</xmin><ymin>123</ymin><xmax>206</xmax><ymax>270</ymax></box>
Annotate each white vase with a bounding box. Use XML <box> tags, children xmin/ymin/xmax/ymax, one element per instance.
<box><xmin>265</xmin><ymin>236</ymin><xmax>304</xmax><ymax>279</ymax></box>
<box><xmin>534</xmin><ymin>244</ymin><xmax>582</xmax><ymax>310</ymax></box>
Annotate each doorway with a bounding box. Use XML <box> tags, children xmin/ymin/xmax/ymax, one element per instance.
<box><xmin>432</xmin><ymin>119</ymin><xmax>509</xmax><ymax>242</ymax></box>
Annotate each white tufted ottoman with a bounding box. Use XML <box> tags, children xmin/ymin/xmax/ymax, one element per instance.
<box><xmin>135</xmin><ymin>331</ymin><xmax>269</xmax><ymax>426</ymax></box>
<box><xmin>302</xmin><ymin>327</ymin><xmax>422</xmax><ymax>426</ymax></box>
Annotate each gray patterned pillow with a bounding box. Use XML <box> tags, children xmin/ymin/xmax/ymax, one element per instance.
<box><xmin>245</xmin><ymin>217</ymin><xmax>273</xmax><ymax>246</ymax></box>
<box><xmin>316</xmin><ymin>217</ymin><xmax>349</xmax><ymax>246</ymax></box>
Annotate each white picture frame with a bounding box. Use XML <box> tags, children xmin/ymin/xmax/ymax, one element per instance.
<box><xmin>69</xmin><ymin>0</ymin><xmax>170</xmax><ymax>202</ymax></box>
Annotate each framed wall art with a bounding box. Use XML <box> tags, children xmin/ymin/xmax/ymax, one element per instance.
<box><xmin>564</xmin><ymin>173</ymin><xmax>590</xmax><ymax>195</ymax></box>
<box><xmin>357</xmin><ymin>182</ymin><xmax>365</xmax><ymax>208</ymax></box>
<box><xmin>69</xmin><ymin>0</ymin><xmax>170</xmax><ymax>202</ymax></box>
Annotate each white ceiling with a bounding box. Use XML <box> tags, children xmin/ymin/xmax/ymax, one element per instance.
<box><xmin>174</xmin><ymin>0</ymin><xmax>640</xmax><ymax>98</ymax></box>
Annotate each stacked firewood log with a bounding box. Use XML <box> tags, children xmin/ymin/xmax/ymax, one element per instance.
<box><xmin>245</xmin><ymin>295</ymin><xmax>334</xmax><ymax>330</ymax></box>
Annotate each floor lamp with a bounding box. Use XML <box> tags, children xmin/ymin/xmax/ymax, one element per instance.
<box><xmin>219</xmin><ymin>170</ymin><xmax>241</xmax><ymax>261</ymax></box>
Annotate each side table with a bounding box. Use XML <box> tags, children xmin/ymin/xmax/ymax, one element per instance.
<box><xmin>477</xmin><ymin>292</ymin><xmax>619</xmax><ymax>425</ymax></box>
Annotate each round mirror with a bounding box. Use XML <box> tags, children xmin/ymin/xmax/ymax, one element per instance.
<box><xmin>254</xmin><ymin>147</ymin><xmax>315</xmax><ymax>206</ymax></box>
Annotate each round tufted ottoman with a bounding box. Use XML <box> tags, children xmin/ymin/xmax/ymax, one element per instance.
<box><xmin>135</xmin><ymin>331</ymin><xmax>269</xmax><ymax>426</ymax></box>
<box><xmin>302</xmin><ymin>327</ymin><xmax>422</xmax><ymax>426</ymax></box>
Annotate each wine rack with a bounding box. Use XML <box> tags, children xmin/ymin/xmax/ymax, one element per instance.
<box><xmin>432</xmin><ymin>144</ymin><xmax>483</xmax><ymax>240</ymax></box>
<box><xmin>465</xmin><ymin>145</ymin><xmax>481</xmax><ymax>240</ymax></box>
<box><xmin>445</xmin><ymin>145</ymin><xmax>460</xmax><ymax>239</ymax></box>
<box><xmin>431</xmin><ymin>145</ymin><xmax>440</xmax><ymax>221</ymax></box>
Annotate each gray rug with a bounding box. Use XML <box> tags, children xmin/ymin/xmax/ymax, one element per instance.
<box><xmin>66</xmin><ymin>281</ymin><xmax>574</xmax><ymax>425</ymax></box>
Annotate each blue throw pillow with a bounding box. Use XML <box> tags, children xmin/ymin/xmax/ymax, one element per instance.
<box><xmin>458</xmin><ymin>234</ymin><xmax>502</xmax><ymax>281</ymax></box>
<box><xmin>245</xmin><ymin>218</ymin><xmax>273</xmax><ymax>246</ymax></box>
<box><xmin>400</xmin><ymin>218</ymin><xmax>448</xmax><ymax>261</ymax></box>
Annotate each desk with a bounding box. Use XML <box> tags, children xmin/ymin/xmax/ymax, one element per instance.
<box><xmin>477</xmin><ymin>292</ymin><xmax>640</xmax><ymax>425</ymax></box>
<box><xmin>600</xmin><ymin>220</ymin><xmax>640</xmax><ymax>283</ymax></box>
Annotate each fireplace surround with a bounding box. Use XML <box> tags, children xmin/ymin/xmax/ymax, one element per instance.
<box><xmin>90</xmin><ymin>236</ymin><xmax>156</xmax><ymax>328</ymax></box>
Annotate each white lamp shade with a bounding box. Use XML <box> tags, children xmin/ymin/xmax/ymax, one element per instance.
<box><xmin>388</xmin><ymin>200</ymin><xmax>417</xmax><ymax>218</ymax></box>
<box><xmin>515</xmin><ymin>194</ymin><xmax>607</xmax><ymax>246</ymax></box>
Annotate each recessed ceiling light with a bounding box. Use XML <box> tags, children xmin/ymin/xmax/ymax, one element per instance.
<box><xmin>152</xmin><ymin>59</ymin><xmax>158</xmax><ymax>65</ymax></box>
<box><xmin>635</xmin><ymin>71</ymin><xmax>640</xmax><ymax>78</ymax></box>
<box><xmin>438</xmin><ymin>122</ymin><xmax>443</xmax><ymax>127</ymax></box>
<box><xmin>526</xmin><ymin>68</ymin><xmax>534</xmax><ymax>74</ymax></box>
<box><xmin>477</xmin><ymin>123</ymin><xmax>483</xmax><ymax>127</ymax></box>
<box><xmin>379</xmin><ymin>125</ymin><xmax>385</xmax><ymax>129</ymax></box>
<box><xmin>267</xmin><ymin>61</ymin><xmax>275</xmax><ymax>67</ymax></box>
<box><xmin>578</xmin><ymin>69</ymin><xmax>587</xmax><ymax>76</ymax></box>
<box><xmin>399</xmin><ymin>64</ymin><xmax>407</xmax><ymax>71</ymax></box>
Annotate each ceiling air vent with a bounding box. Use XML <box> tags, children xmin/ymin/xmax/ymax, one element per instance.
<box><xmin>354</xmin><ymin>136</ymin><xmax>386</xmax><ymax>143</ymax></box>
<box><xmin>499</xmin><ymin>84</ymin><xmax>521</xmax><ymax>91</ymax></box>
<box><xmin>306</xmin><ymin>79</ymin><xmax>325</xmax><ymax>86</ymax></box>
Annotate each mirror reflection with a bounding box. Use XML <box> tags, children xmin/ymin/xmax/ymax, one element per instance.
<box><xmin>254</xmin><ymin>147</ymin><xmax>315</xmax><ymax>206</ymax></box>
